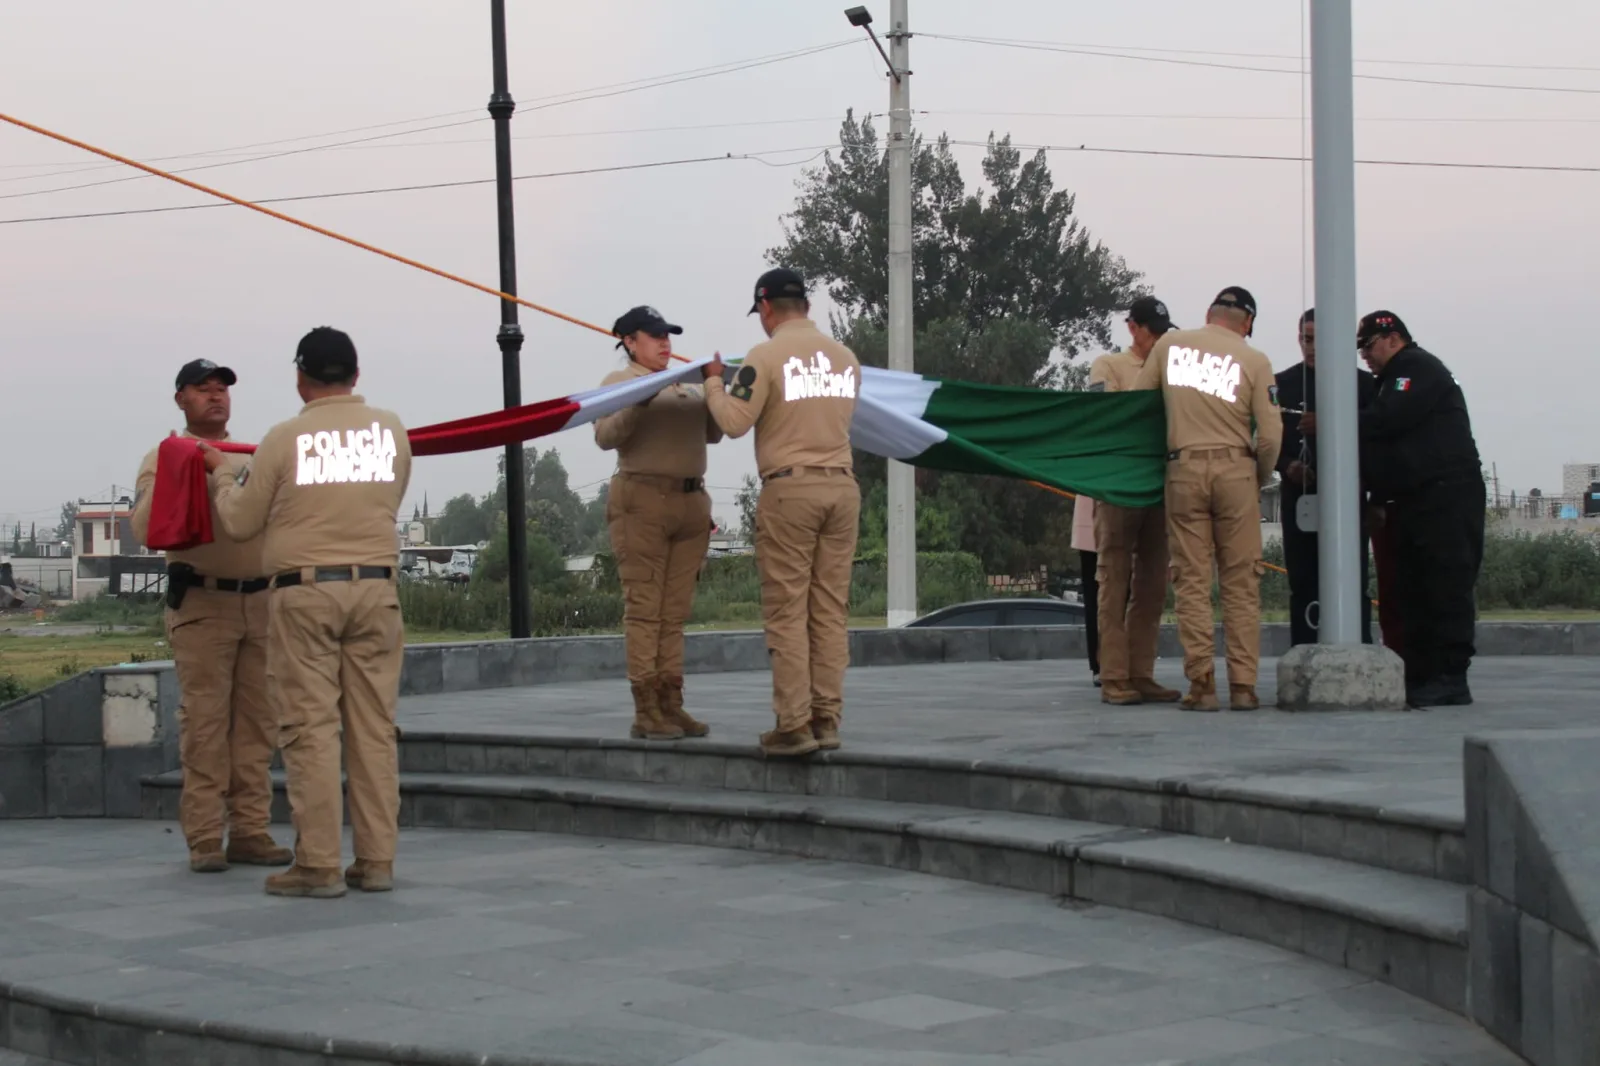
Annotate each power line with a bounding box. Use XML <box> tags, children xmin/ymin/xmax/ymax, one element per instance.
<box><xmin>944</xmin><ymin>137</ymin><xmax>1600</xmax><ymax>173</ymax></box>
<box><xmin>917</xmin><ymin>108</ymin><xmax>1600</xmax><ymax>125</ymax></box>
<box><xmin>0</xmin><ymin>145</ymin><xmax>836</xmax><ymax>226</ymax></box>
<box><xmin>922</xmin><ymin>33</ymin><xmax>1600</xmax><ymax>95</ymax></box>
<box><xmin>920</xmin><ymin>33</ymin><xmax>1600</xmax><ymax>74</ymax></box>
<box><xmin>0</xmin><ymin>38</ymin><xmax>863</xmax><ymax>180</ymax></box>
<box><xmin>0</xmin><ymin>118</ymin><xmax>487</xmax><ymax>202</ymax></box>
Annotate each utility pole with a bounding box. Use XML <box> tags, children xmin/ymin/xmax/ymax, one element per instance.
<box><xmin>489</xmin><ymin>0</ymin><xmax>530</xmax><ymax>639</ymax></box>
<box><xmin>885</xmin><ymin>0</ymin><xmax>917</xmax><ymax>627</ymax></box>
<box><xmin>1310</xmin><ymin>0</ymin><xmax>1361</xmax><ymax>646</ymax></box>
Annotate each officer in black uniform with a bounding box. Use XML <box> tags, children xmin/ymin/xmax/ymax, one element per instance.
<box><xmin>1353</xmin><ymin>310</ymin><xmax>1484</xmax><ymax>707</ymax></box>
<box><xmin>1275</xmin><ymin>308</ymin><xmax>1377</xmax><ymax>647</ymax></box>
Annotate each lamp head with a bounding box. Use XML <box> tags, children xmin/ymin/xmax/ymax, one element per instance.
<box><xmin>845</xmin><ymin>6</ymin><xmax>873</xmax><ymax>27</ymax></box>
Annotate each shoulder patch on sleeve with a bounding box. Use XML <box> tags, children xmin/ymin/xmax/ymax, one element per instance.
<box><xmin>1394</xmin><ymin>377</ymin><xmax>1412</xmax><ymax>392</ymax></box>
<box><xmin>1086</xmin><ymin>381</ymin><xmax>1106</xmax><ymax>393</ymax></box>
<box><xmin>730</xmin><ymin>364</ymin><xmax>757</xmax><ymax>402</ymax></box>
<box><xmin>1268</xmin><ymin>384</ymin><xmax>1279</xmax><ymax>406</ymax></box>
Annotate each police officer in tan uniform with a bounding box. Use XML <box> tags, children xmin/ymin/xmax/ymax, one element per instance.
<box><xmin>202</xmin><ymin>327</ymin><xmax>411</xmax><ymax>898</ymax></box>
<box><xmin>1133</xmin><ymin>287</ymin><xmax>1282</xmax><ymax>711</ymax></box>
<box><xmin>594</xmin><ymin>306</ymin><xmax>722</xmax><ymax>741</ymax></box>
<box><xmin>1088</xmin><ymin>297</ymin><xmax>1182</xmax><ymax>707</ymax></box>
<box><xmin>703</xmin><ymin>268</ymin><xmax>860</xmax><ymax>757</ymax></box>
<box><xmin>131</xmin><ymin>359</ymin><xmax>293</xmax><ymax>874</ymax></box>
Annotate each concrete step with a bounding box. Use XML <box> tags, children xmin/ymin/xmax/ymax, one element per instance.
<box><xmin>141</xmin><ymin>768</ymin><xmax>1468</xmax><ymax>1015</ymax></box>
<box><xmin>392</xmin><ymin>730</ymin><xmax>1469</xmax><ymax>885</ymax></box>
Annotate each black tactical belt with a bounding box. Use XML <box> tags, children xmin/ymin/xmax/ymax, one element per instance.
<box><xmin>622</xmin><ymin>473</ymin><xmax>704</xmax><ymax>493</ymax></box>
<box><xmin>211</xmin><ymin>577</ymin><xmax>270</xmax><ymax>594</ymax></box>
<box><xmin>273</xmin><ymin>566</ymin><xmax>394</xmax><ymax>588</ymax></box>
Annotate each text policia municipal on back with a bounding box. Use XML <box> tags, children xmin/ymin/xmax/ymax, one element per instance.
<box><xmin>295</xmin><ymin>423</ymin><xmax>401</xmax><ymax>486</ymax></box>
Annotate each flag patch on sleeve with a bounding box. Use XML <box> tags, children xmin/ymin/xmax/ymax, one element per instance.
<box><xmin>1394</xmin><ymin>377</ymin><xmax>1412</xmax><ymax>392</ymax></box>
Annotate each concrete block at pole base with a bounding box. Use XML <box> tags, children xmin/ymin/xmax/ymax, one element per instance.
<box><xmin>1276</xmin><ymin>643</ymin><xmax>1407</xmax><ymax>711</ymax></box>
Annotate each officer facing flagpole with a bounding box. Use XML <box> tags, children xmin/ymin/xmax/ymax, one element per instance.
<box><xmin>132</xmin><ymin>359</ymin><xmax>292</xmax><ymax>874</ymax></box>
<box><xmin>1133</xmin><ymin>287</ymin><xmax>1283</xmax><ymax>711</ymax></box>
<box><xmin>703</xmin><ymin>269</ymin><xmax>862</xmax><ymax>757</ymax></box>
<box><xmin>202</xmin><ymin>327</ymin><xmax>412</xmax><ymax>899</ymax></box>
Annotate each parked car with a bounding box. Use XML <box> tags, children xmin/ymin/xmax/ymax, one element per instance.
<box><xmin>905</xmin><ymin>598</ymin><xmax>1086</xmax><ymax>628</ymax></box>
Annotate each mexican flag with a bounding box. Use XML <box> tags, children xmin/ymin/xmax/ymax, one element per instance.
<box><xmin>408</xmin><ymin>357</ymin><xmax>1169</xmax><ymax>508</ymax></box>
<box><xmin>854</xmin><ymin>366</ymin><xmax>1168</xmax><ymax>509</ymax></box>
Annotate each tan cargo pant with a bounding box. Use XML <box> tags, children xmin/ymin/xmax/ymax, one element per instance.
<box><xmin>607</xmin><ymin>474</ymin><xmax>713</xmax><ymax>684</ymax></box>
<box><xmin>268</xmin><ymin>578</ymin><xmax>403</xmax><ymax>870</ymax></box>
<box><xmin>1165</xmin><ymin>451</ymin><xmax>1264</xmax><ymax>686</ymax></box>
<box><xmin>756</xmin><ymin>470</ymin><xmax>861</xmax><ymax>734</ymax></box>
<box><xmin>166</xmin><ymin>588</ymin><xmax>275</xmax><ymax>849</ymax></box>
<box><xmin>1093</xmin><ymin>502</ymin><xmax>1169</xmax><ymax>682</ymax></box>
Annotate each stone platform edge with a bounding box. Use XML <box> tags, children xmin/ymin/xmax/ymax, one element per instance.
<box><xmin>0</xmin><ymin>975</ymin><xmax>588</xmax><ymax>1066</ymax></box>
<box><xmin>396</xmin><ymin>620</ymin><xmax>1600</xmax><ymax>698</ymax></box>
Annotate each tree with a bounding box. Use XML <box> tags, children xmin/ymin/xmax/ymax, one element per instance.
<box><xmin>431</xmin><ymin>493</ymin><xmax>491</xmax><ymax>547</ymax></box>
<box><xmin>735</xmin><ymin>475</ymin><xmax>760</xmax><ymax>542</ymax></box>
<box><xmin>770</xmin><ymin>113</ymin><xmax>1142</xmax><ymax>574</ymax></box>
<box><xmin>10</xmin><ymin>524</ymin><xmax>20</xmax><ymax>555</ymax></box>
<box><xmin>578</xmin><ymin>484</ymin><xmax>611</xmax><ymax>552</ymax></box>
<box><xmin>27</xmin><ymin>522</ymin><xmax>37</xmax><ymax>556</ymax></box>
<box><xmin>56</xmin><ymin>501</ymin><xmax>79</xmax><ymax>546</ymax></box>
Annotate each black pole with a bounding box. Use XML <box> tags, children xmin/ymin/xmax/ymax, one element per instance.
<box><xmin>489</xmin><ymin>0</ymin><xmax>530</xmax><ymax>639</ymax></box>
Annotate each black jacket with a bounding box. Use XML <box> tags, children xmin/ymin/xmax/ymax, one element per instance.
<box><xmin>1359</xmin><ymin>343</ymin><xmax>1480</xmax><ymax>498</ymax></box>
<box><xmin>1274</xmin><ymin>362</ymin><xmax>1378</xmax><ymax>500</ymax></box>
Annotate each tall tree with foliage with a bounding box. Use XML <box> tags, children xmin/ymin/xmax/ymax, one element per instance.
<box><xmin>770</xmin><ymin>113</ymin><xmax>1143</xmax><ymax>575</ymax></box>
<box><xmin>56</xmin><ymin>501</ymin><xmax>79</xmax><ymax>547</ymax></box>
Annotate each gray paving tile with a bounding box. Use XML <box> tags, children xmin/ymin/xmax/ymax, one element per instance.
<box><xmin>832</xmin><ymin>993</ymin><xmax>1000</xmax><ymax>1031</ymax></box>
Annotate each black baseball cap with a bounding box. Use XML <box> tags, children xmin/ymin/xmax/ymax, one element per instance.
<box><xmin>1357</xmin><ymin>310</ymin><xmax>1411</xmax><ymax>348</ymax></box>
<box><xmin>294</xmin><ymin>326</ymin><xmax>359</xmax><ymax>384</ymax></box>
<box><xmin>174</xmin><ymin>358</ymin><xmax>236</xmax><ymax>390</ymax></box>
<box><xmin>1127</xmin><ymin>296</ymin><xmax>1174</xmax><ymax>332</ymax></box>
<box><xmin>749</xmin><ymin>267</ymin><xmax>808</xmax><ymax>314</ymax></box>
<box><xmin>1212</xmin><ymin>286</ymin><xmax>1258</xmax><ymax>317</ymax></box>
<box><xmin>612</xmin><ymin>305</ymin><xmax>683</xmax><ymax>349</ymax></box>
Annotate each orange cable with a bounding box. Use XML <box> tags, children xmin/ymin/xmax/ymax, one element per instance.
<box><xmin>0</xmin><ymin>110</ymin><xmax>694</xmax><ymax>360</ymax></box>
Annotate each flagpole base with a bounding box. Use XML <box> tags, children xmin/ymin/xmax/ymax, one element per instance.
<box><xmin>1276</xmin><ymin>643</ymin><xmax>1407</xmax><ymax>712</ymax></box>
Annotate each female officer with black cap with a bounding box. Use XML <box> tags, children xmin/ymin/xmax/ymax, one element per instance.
<box><xmin>594</xmin><ymin>306</ymin><xmax>723</xmax><ymax>741</ymax></box>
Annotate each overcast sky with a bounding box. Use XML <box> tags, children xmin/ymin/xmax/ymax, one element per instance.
<box><xmin>3</xmin><ymin>0</ymin><xmax>1597</xmax><ymax>538</ymax></box>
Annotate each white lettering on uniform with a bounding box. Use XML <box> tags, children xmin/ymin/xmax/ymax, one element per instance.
<box><xmin>782</xmin><ymin>351</ymin><xmax>857</xmax><ymax>403</ymax></box>
<box><xmin>1165</xmin><ymin>345</ymin><xmax>1242</xmax><ymax>403</ymax></box>
<box><xmin>295</xmin><ymin>420</ymin><xmax>398</xmax><ymax>486</ymax></box>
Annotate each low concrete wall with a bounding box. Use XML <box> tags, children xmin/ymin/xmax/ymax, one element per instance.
<box><xmin>0</xmin><ymin>666</ymin><xmax>178</xmax><ymax>820</ymax></box>
<box><xmin>1465</xmin><ymin>729</ymin><xmax>1600</xmax><ymax>1065</ymax></box>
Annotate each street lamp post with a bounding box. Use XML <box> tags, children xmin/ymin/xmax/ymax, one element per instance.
<box><xmin>846</xmin><ymin>3</ymin><xmax>917</xmax><ymax>628</ymax></box>
<box><xmin>489</xmin><ymin>0</ymin><xmax>530</xmax><ymax>639</ymax></box>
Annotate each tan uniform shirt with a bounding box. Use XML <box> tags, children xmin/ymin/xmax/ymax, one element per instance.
<box><xmin>131</xmin><ymin>431</ymin><xmax>267</xmax><ymax>580</ymax></box>
<box><xmin>704</xmin><ymin>318</ymin><xmax>859</xmax><ymax>478</ymax></box>
<box><xmin>1133</xmin><ymin>323</ymin><xmax>1282</xmax><ymax>486</ymax></box>
<box><xmin>592</xmin><ymin>360</ymin><xmax>722</xmax><ymax>478</ymax></box>
<box><xmin>211</xmin><ymin>395</ymin><xmax>412</xmax><ymax>574</ymax></box>
<box><xmin>1087</xmin><ymin>348</ymin><xmax>1149</xmax><ymax>393</ymax></box>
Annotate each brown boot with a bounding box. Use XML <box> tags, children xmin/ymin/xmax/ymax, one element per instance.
<box><xmin>344</xmin><ymin>859</ymin><xmax>394</xmax><ymax>893</ymax></box>
<box><xmin>657</xmin><ymin>676</ymin><xmax>710</xmax><ymax>738</ymax></box>
<box><xmin>1131</xmin><ymin>678</ymin><xmax>1182</xmax><ymax>703</ymax></box>
<box><xmin>812</xmin><ymin>720</ymin><xmax>841</xmax><ymax>750</ymax></box>
<box><xmin>1229</xmin><ymin>684</ymin><xmax>1261</xmax><ymax>711</ymax></box>
<box><xmin>188</xmin><ymin>839</ymin><xmax>228</xmax><ymax>873</ymax></box>
<box><xmin>264</xmin><ymin>864</ymin><xmax>346</xmax><ymax>899</ymax></box>
<box><xmin>1100</xmin><ymin>681</ymin><xmax>1144</xmax><ymax>706</ymax></box>
<box><xmin>629</xmin><ymin>680</ymin><xmax>684</xmax><ymax>741</ymax></box>
<box><xmin>1180</xmin><ymin>674</ymin><xmax>1220</xmax><ymax>713</ymax></box>
<box><xmin>760</xmin><ymin>728</ymin><xmax>821</xmax><ymax>758</ymax></box>
<box><xmin>226</xmin><ymin>833</ymin><xmax>294</xmax><ymax>866</ymax></box>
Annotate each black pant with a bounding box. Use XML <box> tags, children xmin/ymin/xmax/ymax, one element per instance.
<box><xmin>1392</xmin><ymin>478</ymin><xmax>1486</xmax><ymax>684</ymax></box>
<box><xmin>1281</xmin><ymin>489</ymin><xmax>1373</xmax><ymax>647</ymax></box>
<box><xmin>1079</xmin><ymin>549</ymin><xmax>1100</xmax><ymax>674</ymax></box>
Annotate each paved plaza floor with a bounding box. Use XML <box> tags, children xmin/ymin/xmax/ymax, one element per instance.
<box><xmin>399</xmin><ymin>656</ymin><xmax>1600</xmax><ymax>824</ymax></box>
<box><xmin>0</xmin><ymin>821</ymin><xmax>1524</xmax><ymax>1066</ymax></box>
